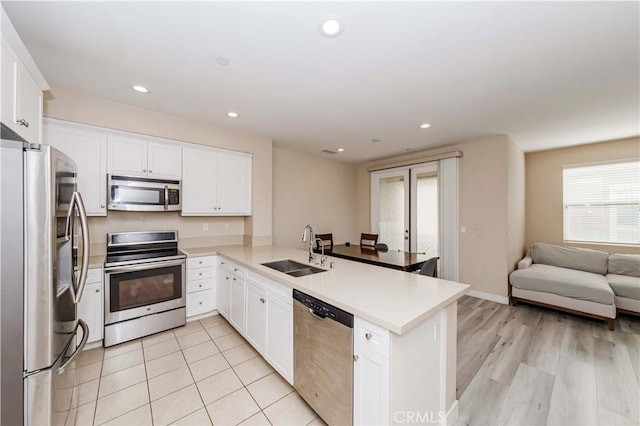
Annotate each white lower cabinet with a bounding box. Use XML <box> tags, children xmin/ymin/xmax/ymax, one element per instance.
<box><xmin>229</xmin><ymin>273</ymin><xmax>246</xmax><ymax>333</ymax></box>
<box><xmin>245</xmin><ymin>281</ymin><xmax>267</xmax><ymax>353</ymax></box>
<box><xmin>353</xmin><ymin>311</ymin><xmax>447</xmax><ymax>425</ymax></box>
<box><xmin>264</xmin><ymin>292</ymin><xmax>293</xmax><ymax>383</ymax></box>
<box><xmin>186</xmin><ymin>256</ymin><xmax>217</xmax><ymax>318</ymax></box>
<box><xmin>217</xmin><ymin>257</ymin><xmax>294</xmax><ymax>385</ymax></box>
<box><xmin>77</xmin><ymin>268</ymin><xmax>104</xmax><ymax>345</ymax></box>
<box><xmin>217</xmin><ymin>269</ymin><xmax>231</xmax><ymax>319</ymax></box>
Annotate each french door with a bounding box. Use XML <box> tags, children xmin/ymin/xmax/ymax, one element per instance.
<box><xmin>370</xmin><ymin>169</ymin><xmax>410</xmax><ymax>252</ymax></box>
<box><xmin>371</xmin><ymin>158</ymin><xmax>458</xmax><ymax>280</ymax></box>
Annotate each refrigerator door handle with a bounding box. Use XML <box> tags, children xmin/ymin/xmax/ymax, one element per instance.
<box><xmin>72</xmin><ymin>192</ymin><xmax>90</xmax><ymax>304</ymax></box>
<box><xmin>57</xmin><ymin>319</ymin><xmax>89</xmax><ymax>375</ymax></box>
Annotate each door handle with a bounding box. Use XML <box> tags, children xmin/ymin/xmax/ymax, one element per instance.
<box><xmin>58</xmin><ymin>319</ymin><xmax>89</xmax><ymax>374</ymax></box>
<box><xmin>66</xmin><ymin>192</ymin><xmax>90</xmax><ymax>304</ymax></box>
<box><xmin>164</xmin><ymin>185</ymin><xmax>169</xmax><ymax>211</ymax></box>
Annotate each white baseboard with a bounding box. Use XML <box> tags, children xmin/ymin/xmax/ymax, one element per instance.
<box><xmin>468</xmin><ymin>290</ymin><xmax>509</xmax><ymax>305</ymax></box>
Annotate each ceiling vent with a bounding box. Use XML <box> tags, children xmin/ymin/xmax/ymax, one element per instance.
<box><xmin>321</xmin><ymin>149</ymin><xmax>337</xmax><ymax>154</ymax></box>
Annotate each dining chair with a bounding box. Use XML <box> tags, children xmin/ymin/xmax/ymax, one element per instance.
<box><xmin>315</xmin><ymin>233</ymin><xmax>334</xmax><ymax>252</ymax></box>
<box><xmin>418</xmin><ymin>256</ymin><xmax>439</xmax><ymax>277</ymax></box>
<box><xmin>360</xmin><ymin>233</ymin><xmax>379</xmax><ymax>249</ymax></box>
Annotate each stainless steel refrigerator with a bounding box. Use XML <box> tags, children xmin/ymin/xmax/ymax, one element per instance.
<box><xmin>1</xmin><ymin>123</ymin><xmax>91</xmax><ymax>425</ymax></box>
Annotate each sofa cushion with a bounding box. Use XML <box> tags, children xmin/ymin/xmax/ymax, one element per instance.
<box><xmin>607</xmin><ymin>274</ymin><xmax>640</xmax><ymax>300</ymax></box>
<box><xmin>608</xmin><ymin>254</ymin><xmax>640</xmax><ymax>277</ymax></box>
<box><xmin>510</xmin><ymin>264</ymin><xmax>614</xmax><ymax>305</ymax></box>
<box><xmin>531</xmin><ymin>242</ymin><xmax>608</xmax><ymax>275</ymax></box>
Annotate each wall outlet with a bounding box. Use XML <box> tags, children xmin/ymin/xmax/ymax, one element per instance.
<box><xmin>224</xmin><ymin>223</ymin><xmax>230</xmax><ymax>231</ymax></box>
<box><xmin>203</xmin><ymin>223</ymin><xmax>209</xmax><ymax>231</ymax></box>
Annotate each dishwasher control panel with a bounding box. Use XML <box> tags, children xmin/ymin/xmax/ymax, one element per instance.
<box><xmin>293</xmin><ymin>289</ymin><xmax>353</xmax><ymax>328</ymax></box>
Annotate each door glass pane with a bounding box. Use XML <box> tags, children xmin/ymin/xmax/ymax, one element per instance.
<box><xmin>378</xmin><ymin>176</ymin><xmax>406</xmax><ymax>251</ymax></box>
<box><xmin>416</xmin><ymin>173</ymin><xmax>438</xmax><ymax>257</ymax></box>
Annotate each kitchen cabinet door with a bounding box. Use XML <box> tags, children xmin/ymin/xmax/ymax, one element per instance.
<box><xmin>107</xmin><ymin>134</ymin><xmax>148</xmax><ymax>177</ymax></box>
<box><xmin>265</xmin><ymin>295</ymin><xmax>293</xmax><ymax>384</ymax></box>
<box><xmin>1</xmin><ymin>36</ymin><xmax>18</xmax><ymax>134</ymax></box>
<box><xmin>77</xmin><ymin>272</ymin><xmax>104</xmax><ymax>345</ymax></box>
<box><xmin>181</xmin><ymin>146</ymin><xmax>218</xmax><ymax>215</ymax></box>
<box><xmin>217</xmin><ymin>151</ymin><xmax>252</xmax><ymax>215</ymax></box>
<box><xmin>147</xmin><ymin>142</ymin><xmax>181</xmax><ymax>180</ymax></box>
<box><xmin>353</xmin><ymin>317</ymin><xmax>390</xmax><ymax>425</ymax></box>
<box><xmin>1</xmin><ymin>35</ymin><xmax>42</xmax><ymax>144</ymax></box>
<box><xmin>17</xmin><ymin>64</ymin><xmax>42</xmax><ymax>144</ymax></box>
<box><xmin>245</xmin><ymin>282</ymin><xmax>267</xmax><ymax>353</ymax></box>
<box><xmin>229</xmin><ymin>275</ymin><xmax>246</xmax><ymax>333</ymax></box>
<box><xmin>217</xmin><ymin>270</ymin><xmax>231</xmax><ymax>320</ymax></box>
<box><xmin>44</xmin><ymin>119</ymin><xmax>108</xmax><ymax>215</ymax></box>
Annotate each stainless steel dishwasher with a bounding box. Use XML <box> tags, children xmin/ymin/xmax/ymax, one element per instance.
<box><xmin>293</xmin><ymin>289</ymin><xmax>354</xmax><ymax>426</ymax></box>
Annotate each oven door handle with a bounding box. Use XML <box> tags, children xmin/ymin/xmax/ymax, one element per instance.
<box><xmin>105</xmin><ymin>258</ymin><xmax>185</xmax><ymax>274</ymax></box>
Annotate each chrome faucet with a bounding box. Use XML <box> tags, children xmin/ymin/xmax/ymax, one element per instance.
<box><xmin>314</xmin><ymin>238</ymin><xmax>327</xmax><ymax>267</ymax></box>
<box><xmin>302</xmin><ymin>224</ymin><xmax>315</xmax><ymax>263</ymax></box>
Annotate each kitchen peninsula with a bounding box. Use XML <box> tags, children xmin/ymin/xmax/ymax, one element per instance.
<box><xmin>181</xmin><ymin>244</ymin><xmax>470</xmax><ymax>425</ymax></box>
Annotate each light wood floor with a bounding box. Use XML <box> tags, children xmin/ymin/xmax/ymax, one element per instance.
<box><xmin>455</xmin><ymin>295</ymin><xmax>640</xmax><ymax>426</ymax></box>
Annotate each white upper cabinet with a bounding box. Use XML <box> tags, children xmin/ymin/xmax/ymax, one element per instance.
<box><xmin>218</xmin><ymin>151</ymin><xmax>252</xmax><ymax>215</ymax></box>
<box><xmin>182</xmin><ymin>146</ymin><xmax>252</xmax><ymax>216</ymax></box>
<box><xmin>1</xmin><ymin>34</ymin><xmax>45</xmax><ymax>144</ymax></box>
<box><xmin>107</xmin><ymin>134</ymin><xmax>181</xmax><ymax>180</ymax></box>
<box><xmin>44</xmin><ymin>119</ymin><xmax>108</xmax><ymax>216</ymax></box>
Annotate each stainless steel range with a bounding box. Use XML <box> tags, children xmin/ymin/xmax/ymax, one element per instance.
<box><xmin>104</xmin><ymin>230</ymin><xmax>186</xmax><ymax>347</ymax></box>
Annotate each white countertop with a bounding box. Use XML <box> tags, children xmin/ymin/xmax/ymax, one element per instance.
<box><xmin>205</xmin><ymin>245</ymin><xmax>470</xmax><ymax>335</ymax></box>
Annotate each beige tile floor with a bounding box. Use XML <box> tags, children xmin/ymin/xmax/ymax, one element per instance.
<box><xmin>73</xmin><ymin>314</ymin><xmax>325</xmax><ymax>426</ymax></box>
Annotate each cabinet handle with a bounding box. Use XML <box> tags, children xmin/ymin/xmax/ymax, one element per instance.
<box><xmin>199</xmin><ymin>272</ymin><xmax>203</xmax><ymax>276</ymax></box>
<box><xmin>199</xmin><ymin>284</ymin><xmax>203</xmax><ymax>288</ymax></box>
<box><xmin>353</xmin><ymin>354</ymin><xmax>360</xmax><ymax>362</ymax></box>
<box><xmin>365</xmin><ymin>333</ymin><xmax>373</xmax><ymax>340</ymax></box>
<box><xmin>260</xmin><ymin>297</ymin><xmax>266</xmax><ymax>303</ymax></box>
<box><xmin>17</xmin><ymin>118</ymin><xmax>29</xmax><ymax>128</ymax></box>
<box><xmin>95</xmin><ymin>289</ymin><xmax>100</xmax><ymax>293</ymax></box>
<box><xmin>149</xmin><ymin>170</ymin><xmax>153</xmax><ymax>173</ymax></box>
<box><xmin>232</xmin><ymin>277</ymin><xmax>237</xmax><ymax>281</ymax></box>
<box><xmin>199</xmin><ymin>301</ymin><xmax>203</xmax><ymax>305</ymax></box>
<box><xmin>100</xmin><ymin>204</ymin><xmax>105</xmax><ymax>208</ymax></box>
<box><xmin>143</xmin><ymin>169</ymin><xmax>147</xmax><ymax>173</ymax></box>
<box><xmin>225</xmin><ymin>277</ymin><xmax>229</xmax><ymax>280</ymax></box>
<box><xmin>199</xmin><ymin>261</ymin><xmax>203</xmax><ymax>265</ymax></box>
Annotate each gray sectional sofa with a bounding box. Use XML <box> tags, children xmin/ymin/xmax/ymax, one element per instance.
<box><xmin>509</xmin><ymin>242</ymin><xmax>640</xmax><ymax>330</ymax></box>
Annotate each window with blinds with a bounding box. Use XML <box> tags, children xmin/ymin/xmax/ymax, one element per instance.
<box><xmin>563</xmin><ymin>160</ymin><xmax>640</xmax><ymax>245</ymax></box>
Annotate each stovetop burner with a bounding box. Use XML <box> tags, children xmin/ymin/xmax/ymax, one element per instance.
<box><xmin>104</xmin><ymin>230</ymin><xmax>185</xmax><ymax>268</ymax></box>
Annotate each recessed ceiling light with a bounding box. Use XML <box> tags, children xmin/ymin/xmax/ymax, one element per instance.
<box><xmin>419</xmin><ymin>123</ymin><xmax>431</xmax><ymax>129</ymax></box>
<box><xmin>318</xmin><ymin>14</ymin><xmax>344</xmax><ymax>38</ymax></box>
<box><xmin>226</xmin><ymin>112</ymin><xmax>239</xmax><ymax>118</ymax></box>
<box><xmin>131</xmin><ymin>85</ymin><xmax>149</xmax><ymax>94</ymax></box>
<box><xmin>337</xmin><ymin>148</ymin><xmax>345</xmax><ymax>152</ymax></box>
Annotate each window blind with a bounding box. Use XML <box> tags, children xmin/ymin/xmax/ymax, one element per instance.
<box><xmin>563</xmin><ymin>160</ymin><xmax>640</xmax><ymax>245</ymax></box>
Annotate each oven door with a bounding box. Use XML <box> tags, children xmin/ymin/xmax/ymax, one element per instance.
<box><xmin>104</xmin><ymin>259</ymin><xmax>185</xmax><ymax>325</ymax></box>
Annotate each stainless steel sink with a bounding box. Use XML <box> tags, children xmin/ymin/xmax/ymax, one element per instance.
<box><xmin>261</xmin><ymin>259</ymin><xmax>327</xmax><ymax>277</ymax></box>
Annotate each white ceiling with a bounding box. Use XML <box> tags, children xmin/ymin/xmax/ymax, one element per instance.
<box><xmin>4</xmin><ymin>1</ymin><xmax>639</xmax><ymax>163</ymax></box>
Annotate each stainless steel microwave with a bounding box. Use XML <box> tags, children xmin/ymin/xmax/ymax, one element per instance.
<box><xmin>107</xmin><ymin>175</ymin><xmax>181</xmax><ymax>212</ymax></box>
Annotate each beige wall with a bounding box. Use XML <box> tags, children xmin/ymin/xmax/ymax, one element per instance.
<box><xmin>356</xmin><ymin>135</ymin><xmax>526</xmax><ymax>298</ymax></box>
<box><xmin>507</xmin><ymin>139</ymin><xmax>526</xmax><ymax>271</ymax></box>
<box><xmin>525</xmin><ymin>136</ymin><xmax>640</xmax><ymax>254</ymax></box>
<box><xmin>272</xmin><ymin>146</ymin><xmax>358</xmax><ymax>249</ymax></box>
<box><xmin>44</xmin><ymin>88</ymin><xmax>273</xmax><ymax>253</ymax></box>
